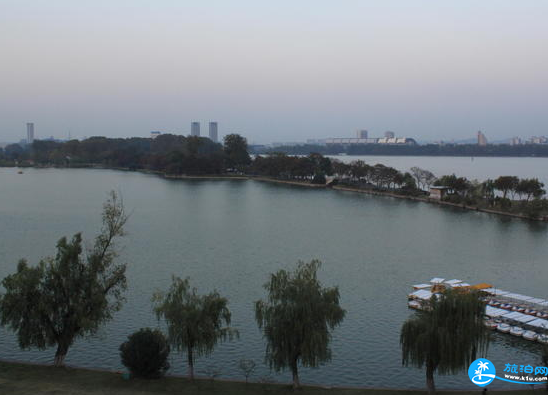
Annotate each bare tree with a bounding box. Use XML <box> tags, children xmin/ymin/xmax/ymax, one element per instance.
<box><xmin>423</xmin><ymin>170</ymin><xmax>436</xmax><ymax>190</ymax></box>
<box><xmin>411</xmin><ymin>167</ymin><xmax>436</xmax><ymax>191</ymax></box>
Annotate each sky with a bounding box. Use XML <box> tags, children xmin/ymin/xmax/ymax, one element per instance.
<box><xmin>1</xmin><ymin>0</ymin><xmax>547</xmax><ymax>144</ymax></box>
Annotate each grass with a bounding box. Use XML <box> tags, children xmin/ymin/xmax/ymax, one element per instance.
<box><xmin>0</xmin><ymin>361</ymin><xmax>545</xmax><ymax>395</ymax></box>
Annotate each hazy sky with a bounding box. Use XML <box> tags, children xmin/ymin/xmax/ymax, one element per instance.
<box><xmin>1</xmin><ymin>1</ymin><xmax>547</xmax><ymax>144</ymax></box>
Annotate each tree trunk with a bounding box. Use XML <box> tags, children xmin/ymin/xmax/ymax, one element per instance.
<box><xmin>187</xmin><ymin>346</ymin><xmax>194</xmax><ymax>381</ymax></box>
<box><xmin>291</xmin><ymin>361</ymin><xmax>300</xmax><ymax>389</ymax></box>
<box><xmin>426</xmin><ymin>361</ymin><xmax>436</xmax><ymax>395</ymax></box>
<box><xmin>54</xmin><ymin>341</ymin><xmax>69</xmax><ymax>367</ymax></box>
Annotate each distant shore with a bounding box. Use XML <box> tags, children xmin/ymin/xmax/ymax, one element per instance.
<box><xmin>4</xmin><ymin>164</ymin><xmax>546</xmax><ymax>222</ymax></box>
<box><xmin>252</xmin><ymin>143</ymin><xmax>548</xmax><ymax>158</ymax></box>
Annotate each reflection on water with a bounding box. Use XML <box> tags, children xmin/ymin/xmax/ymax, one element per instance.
<box><xmin>0</xmin><ymin>167</ymin><xmax>547</xmax><ymax>389</ymax></box>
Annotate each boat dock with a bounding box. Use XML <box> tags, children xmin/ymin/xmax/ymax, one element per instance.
<box><xmin>408</xmin><ymin>277</ymin><xmax>548</xmax><ymax>344</ymax></box>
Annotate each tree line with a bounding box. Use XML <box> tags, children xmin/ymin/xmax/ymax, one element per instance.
<box><xmin>0</xmin><ymin>134</ymin><xmax>251</xmax><ymax>175</ymax></box>
<box><xmin>253</xmin><ymin>154</ymin><xmax>547</xmax><ymax>219</ymax></box>
<box><xmin>433</xmin><ymin>173</ymin><xmax>547</xmax><ymax>218</ymax></box>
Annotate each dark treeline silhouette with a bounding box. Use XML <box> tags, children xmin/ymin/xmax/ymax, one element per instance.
<box><xmin>1</xmin><ymin>134</ymin><xmax>250</xmax><ymax>175</ymax></box>
<box><xmin>330</xmin><ymin>160</ymin><xmax>421</xmax><ymax>195</ymax></box>
<box><xmin>251</xmin><ymin>143</ymin><xmax>548</xmax><ymax>157</ymax></box>
<box><xmin>251</xmin><ymin>154</ymin><xmax>422</xmax><ymax>194</ymax></box>
<box><xmin>251</xmin><ymin>152</ymin><xmax>332</xmax><ymax>184</ymax></box>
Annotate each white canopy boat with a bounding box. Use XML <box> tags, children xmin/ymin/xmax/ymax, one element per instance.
<box><xmin>509</xmin><ymin>326</ymin><xmax>524</xmax><ymax>337</ymax></box>
<box><xmin>523</xmin><ymin>330</ymin><xmax>538</xmax><ymax>341</ymax></box>
<box><xmin>497</xmin><ymin>323</ymin><xmax>511</xmax><ymax>333</ymax></box>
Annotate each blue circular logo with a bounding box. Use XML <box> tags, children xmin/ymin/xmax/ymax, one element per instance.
<box><xmin>468</xmin><ymin>358</ymin><xmax>496</xmax><ymax>387</ymax></box>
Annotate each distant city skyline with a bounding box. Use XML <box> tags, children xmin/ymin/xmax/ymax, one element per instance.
<box><xmin>4</xmin><ymin>120</ymin><xmax>548</xmax><ymax>147</ymax></box>
<box><xmin>1</xmin><ymin>1</ymin><xmax>547</xmax><ymax>143</ymax></box>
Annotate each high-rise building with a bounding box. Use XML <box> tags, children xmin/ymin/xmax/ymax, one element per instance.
<box><xmin>191</xmin><ymin>122</ymin><xmax>200</xmax><ymax>137</ymax></box>
<box><xmin>356</xmin><ymin>129</ymin><xmax>368</xmax><ymax>139</ymax></box>
<box><xmin>384</xmin><ymin>131</ymin><xmax>395</xmax><ymax>139</ymax></box>
<box><xmin>209</xmin><ymin>122</ymin><xmax>218</xmax><ymax>142</ymax></box>
<box><xmin>26</xmin><ymin>123</ymin><xmax>34</xmax><ymax>144</ymax></box>
<box><xmin>477</xmin><ymin>130</ymin><xmax>488</xmax><ymax>146</ymax></box>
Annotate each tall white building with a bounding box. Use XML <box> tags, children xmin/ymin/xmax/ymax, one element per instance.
<box><xmin>356</xmin><ymin>129</ymin><xmax>368</xmax><ymax>139</ymax></box>
<box><xmin>477</xmin><ymin>130</ymin><xmax>488</xmax><ymax>146</ymax></box>
<box><xmin>209</xmin><ymin>122</ymin><xmax>218</xmax><ymax>142</ymax></box>
<box><xmin>191</xmin><ymin>122</ymin><xmax>200</xmax><ymax>137</ymax></box>
<box><xmin>26</xmin><ymin>123</ymin><xmax>34</xmax><ymax>144</ymax></box>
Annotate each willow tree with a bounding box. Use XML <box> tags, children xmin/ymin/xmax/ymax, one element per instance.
<box><xmin>400</xmin><ymin>289</ymin><xmax>489</xmax><ymax>394</ymax></box>
<box><xmin>255</xmin><ymin>259</ymin><xmax>346</xmax><ymax>389</ymax></box>
<box><xmin>0</xmin><ymin>191</ymin><xmax>128</xmax><ymax>367</ymax></box>
<box><xmin>152</xmin><ymin>276</ymin><xmax>237</xmax><ymax>381</ymax></box>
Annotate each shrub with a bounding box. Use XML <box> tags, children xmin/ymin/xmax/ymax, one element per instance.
<box><xmin>495</xmin><ymin>197</ymin><xmax>512</xmax><ymax>210</ymax></box>
<box><xmin>312</xmin><ymin>173</ymin><xmax>326</xmax><ymax>184</ymax></box>
<box><xmin>120</xmin><ymin>328</ymin><xmax>170</xmax><ymax>378</ymax></box>
<box><xmin>521</xmin><ymin>199</ymin><xmax>548</xmax><ymax>219</ymax></box>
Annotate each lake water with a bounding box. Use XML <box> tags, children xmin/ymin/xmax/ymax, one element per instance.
<box><xmin>328</xmin><ymin>155</ymin><xmax>548</xmax><ymax>186</ymax></box>
<box><xmin>1</xmin><ymin>166</ymin><xmax>548</xmax><ymax>389</ymax></box>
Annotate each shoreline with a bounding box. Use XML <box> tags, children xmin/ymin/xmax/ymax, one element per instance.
<box><xmin>330</xmin><ymin>185</ymin><xmax>546</xmax><ymax>222</ymax></box>
<box><xmin>3</xmin><ymin>165</ymin><xmax>546</xmax><ymax>222</ymax></box>
<box><xmin>0</xmin><ymin>359</ymin><xmax>535</xmax><ymax>393</ymax></box>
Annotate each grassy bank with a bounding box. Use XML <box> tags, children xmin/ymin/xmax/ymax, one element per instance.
<box><xmin>0</xmin><ymin>361</ymin><xmax>543</xmax><ymax>395</ymax></box>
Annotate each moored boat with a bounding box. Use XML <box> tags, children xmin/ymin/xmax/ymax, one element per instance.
<box><xmin>483</xmin><ymin>319</ymin><xmax>497</xmax><ymax>330</ymax></box>
<box><xmin>523</xmin><ymin>330</ymin><xmax>538</xmax><ymax>341</ymax></box>
<box><xmin>408</xmin><ymin>300</ymin><xmax>422</xmax><ymax>310</ymax></box>
<box><xmin>497</xmin><ymin>323</ymin><xmax>511</xmax><ymax>333</ymax></box>
<box><xmin>409</xmin><ymin>278</ymin><xmax>548</xmax><ymax>342</ymax></box>
<box><xmin>510</xmin><ymin>326</ymin><xmax>524</xmax><ymax>337</ymax></box>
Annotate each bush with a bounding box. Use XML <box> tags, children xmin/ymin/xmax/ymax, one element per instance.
<box><xmin>521</xmin><ymin>199</ymin><xmax>548</xmax><ymax>219</ymax></box>
<box><xmin>120</xmin><ymin>328</ymin><xmax>170</xmax><ymax>378</ymax></box>
<box><xmin>311</xmin><ymin>173</ymin><xmax>326</xmax><ymax>184</ymax></box>
<box><xmin>495</xmin><ymin>197</ymin><xmax>512</xmax><ymax>210</ymax></box>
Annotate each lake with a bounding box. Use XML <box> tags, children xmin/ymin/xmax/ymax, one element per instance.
<box><xmin>1</xmin><ymin>166</ymin><xmax>548</xmax><ymax>389</ymax></box>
